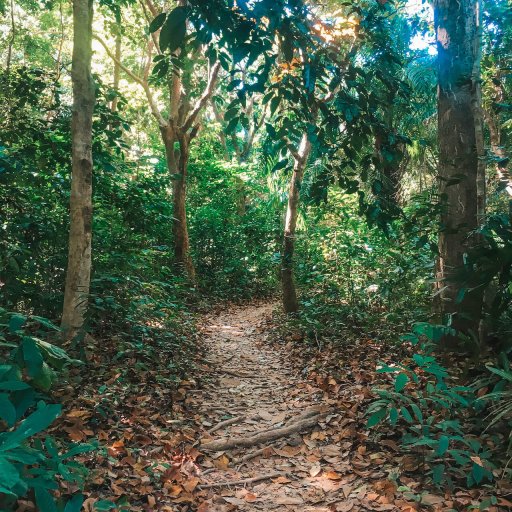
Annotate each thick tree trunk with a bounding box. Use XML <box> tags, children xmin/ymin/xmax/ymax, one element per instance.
<box><xmin>282</xmin><ymin>135</ymin><xmax>311</xmax><ymax>314</ymax></box>
<box><xmin>161</xmin><ymin>125</ymin><xmax>195</xmax><ymax>279</ymax></box>
<box><xmin>434</xmin><ymin>0</ymin><xmax>484</xmax><ymax>342</ymax></box>
<box><xmin>61</xmin><ymin>0</ymin><xmax>94</xmax><ymax>335</ymax></box>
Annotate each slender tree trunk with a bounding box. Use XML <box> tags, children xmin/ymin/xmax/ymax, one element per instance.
<box><xmin>174</xmin><ymin>131</ymin><xmax>195</xmax><ymax>279</ymax></box>
<box><xmin>6</xmin><ymin>0</ymin><xmax>15</xmax><ymax>73</ymax></box>
<box><xmin>55</xmin><ymin>0</ymin><xmax>64</xmax><ymax>81</ymax></box>
<box><xmin>111</xmin><ymin>18</ymin><xmax>121</xmax><ymax>113</ymax></box>
<box><xmin>434</xmin><ymin>0</ymin><xmax>484</xmax><ymax>343</ymax></box>
<box><xmin>61</xmin><ymin>0</ymin><xmax>94</xmax><ymax>336</ymax></box>
<box><xmin>377</xmin><ymin>101</ymin><xmax>402</xmax><ymax>204</ymax></box>
<box><xmin>282</xmin><ymin>134</ymin><xmax>311</xmax><ymax>313</ymax></box>
<box><xmin>485</xmin><ymin>110</ymin><xmax>512</xmax><ymax>198</ymax></box>
<box><xmin>161</xmin><ymin>125</ymin><xmax>195</xmax><ymax>279</ymax></box>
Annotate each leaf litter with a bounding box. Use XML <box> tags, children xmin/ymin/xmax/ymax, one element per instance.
<box><xmin>39</xmin><ymin>303</ymin><xmax>510</xmax><ymax>511</ymax></box>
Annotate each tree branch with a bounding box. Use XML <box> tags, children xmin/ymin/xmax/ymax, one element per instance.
<box><xmin>93</xmin><ymin>34</ymin><xmax>167</xmax><ymax>128</ymax></box>
<box><xmin>284</xmin><ymin>136</ymin><xmax>301</xmax><ymax>162</ymax></box>
<box><xmin>181</xmin><ymin>61</ymin><xmax>221</xmax><ymax>132</ymax></box>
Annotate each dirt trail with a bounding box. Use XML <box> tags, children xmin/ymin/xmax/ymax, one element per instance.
<box><xmin>191</xmin><ymin>303</ymin><xmax>362</xmax><ymax>512</ymax></box>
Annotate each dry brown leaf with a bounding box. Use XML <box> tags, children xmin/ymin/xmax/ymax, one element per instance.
<box><xmin>213</xmin><ymin>454</ymin><xmax>230</xmax><ymax>470</ymax></box>
<box><xmin>336</xmin><ymin>502</ymin><xmax>355</xmax><ymax>512</ymax></box>
<box><xmin>197</xmin><ymin>501</ymin><xmax>210</xmax><ymax>512</ymax></box>
<box><xmin>272</xmin><ymin>476</ymin><xmax>292</xmax><ymax>484</ymax></box>
<box><xmin>244</xmin><ymin>493</ymin><xmax>258</xmax><ymax>502</ymax></box>
<box><xmin>183</xmin><ymin>477</ymin><xmax>199</xmax><ymax>493</ymax></box>
<box><xmin>273</xmin><ymin>445</ymin><xmax>302</xmax><ymax>457</ymax></box>
<box><xmin>276</xmin><ymin>496</ymin><xmax>304</xmax><ymax>505</ymax></box>
<box><xmin>258</xmin><ymin>410</ymin><xmax>274</xmax><ymax>421</ymax></box>
<box><xmin>420</xmin><ymin>494</ymin><xmax>444</xmax><ymax>506</ymax></box>
<box><xmin>168</xmin><ymin>484</ymin><xmax>182</xmax><ymax>498</ymax></box>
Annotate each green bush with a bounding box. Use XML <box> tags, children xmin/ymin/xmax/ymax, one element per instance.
<box><xmin>0</xmin><ymin>310</ymin><xmax>95</xmax><ymax>511</ymax></box>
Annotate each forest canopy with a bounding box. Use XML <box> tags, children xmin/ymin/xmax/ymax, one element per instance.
<box><xmin>1</xmin><ymin>0</ymin><xmax>512</xmax><ymax>510</ymax></box>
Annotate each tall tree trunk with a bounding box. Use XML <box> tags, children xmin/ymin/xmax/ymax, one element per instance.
<box><xmin>111</xmin><ymin>17</ymin><xmax>121</xmax><ymax>113</ymax></box>
<box><xmin>61</xmin><ymin>0</ymin><xmax>94</xmax><ymax>336</ymax></box>
<box><xmin>161</xmin><ymin>125</ymin><xmax>195</xmax><ymax>279</ymax></box>
<box><xmin>6</xmin><ymin>0</ymin><xmax>15</xmax><ymax>73</ymax></box>
<box><xmin>434</xmin><ymin>0</ymin><xmax>484</xmax><ymax>343</ymax></box>
<box><xmin>55</xmin><ymin>0</ymin><xmax>64</xmax><ymax>81</ymax></box>
<box><xmin>282</xmin><ymin>134</ymin><xmax>311</xmax><ymax>314</ymax></box>
<box><xmin>174</xmin><ymin>131</ymin><xmax>195</xmax><ymax>279</ymax></box>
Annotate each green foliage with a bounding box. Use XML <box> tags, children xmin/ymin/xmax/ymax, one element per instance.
<box><xmin>367</xmin><ymin>325</ymin><xmax>496</xmax><ymax>489</ymax></box>
<box><xmin>0</xmin><ymin>310</ymin><xmax>94</xmax><ymax>511</ymax></box>
<box><xmin>477</xmin><ymin>365</ymin><xmax>512</xmax><ymax>454</ymax></box>
<box><xmin>282</xmin><ymin>191</ymin><xmax>435</xmax><ymax>345</ymax></box>
<box><xmin>158</xmin><ymin>7</ymin><xmax>187</xmax><ymax>52</ymax></box>
<box><xmin>188</xmin><ymin>138</ymin><xmax>280</xmax><ymax>299</ymax></box>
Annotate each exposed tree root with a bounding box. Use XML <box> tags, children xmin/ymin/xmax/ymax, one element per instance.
<box><xmin>201</xmin><ymin>411</ymin><xmax>328</xmax><ymax>452</ymax></box>
<box><xmin>197</xmin><ymin>471</ymin><xmax>287</xmax><ymax>490</ymax></box>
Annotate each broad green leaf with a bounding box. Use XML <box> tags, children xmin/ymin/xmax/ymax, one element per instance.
<box><xmin>94</xmin><ymin>500</ymin><xmax>117</xmax><ymax>511</ymax></box>
<box><xmin>6</xmin><ymin>446</ymin><xmax>44</xmax><ymax>464</ymax></box>
<box><xmin>0</xmin><ymin>456</ymin><xmax>21</xmax><ymax>489</ymax></box>
<box><xmin>400</xmin><ymin>406</ymin><xmax>414</xmax><ymax>423</ymax></box>
<box><xmin>32</xmin><ymin>362</ymin><xmax>55</xmax><ymax>391</ymax></box>
<box><xmin>30</xmin><ymin>316</ymin><xmax>60</xmax><ymax>331</ymax></box>
<box><xmin>35</xmin><ymin>487</ymin><xmax>57</xmax><ymax>512</ymax></box>
<box><xmin>64</xmin><ymin>495</ymin><xmax>85</xmax><ymax>512</ymax></box>
<box><xmin>0</xmin><ymin>393</ymin><xmax>16</xmax><ymax>426</ymax></box>
<box><xmin>410</xmin><ymin>403</ymin><xmax>424</xmax><ymax>423</ymax></box>
<box><xmin>0</xmin><ymin>403</ymin><xmax>61</xmax><ymax>451</ymax></box>
<box><xmin>35</xmin><ymin>338</ymin><xmax>80</xmax><ymax>369</ymax></box>
<box><xmin>0</xmin><ymin>380</ymin><xmax>30</xmax><ymax>391</ymax></box>
<box><xmin>432</xmin><ymin>464</ymin><xmax>445</xmax><ymax>485</ymax></box>
<box><xmin>367</xmin><ymin>407</ymin><xmax>387</xmax><ymax>427</ymax></box>
<box><xmin>159</xmin><ymin>6</ymin><xmax>187</xmax><ymax>52</ymax></box>
<box><xmin>8</xmin><ymin>314</ymin><xmax>26</xmax><ymax>333</ymax></box>
<box><xmin>22</xmin><ymin>337</ymin><xmax>43</xmax><ymax>377</ymax></box>
<box><xmin>437</xmin><ymin>435</ymin><xmax>449</xmax><ymax>456</ymax></box>
<box><xmin>225</xmin><ymin>116</ymin><xmax>239</xmax><ymax>134</ymax></box>
<box><xmin>394</xmin><ymin>373</ymin><xmax>409</xmax><ymax>392</ymax></box>
<box><xmin>149</xmin><ymin>12</ymin><xmax>166</xmax><ymax>33</ymax></box>
<box><xmin>471</xmin><ymin>461</ymin><xmax>485</xmax><ymax>484</ymax></box>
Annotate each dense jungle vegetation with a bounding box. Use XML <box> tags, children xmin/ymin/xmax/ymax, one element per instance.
<box><xmin>1</xmin><ymin>0</ymin><xmax>512</xmax><ymax>510</ymax></box>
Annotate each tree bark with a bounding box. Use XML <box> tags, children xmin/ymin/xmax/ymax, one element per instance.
<box><xmin>282</xmin><ymin>134</ymin><xmax>311</xmax><ymax>314</ymax></box>
<box><xmin>111</xmin><ymin>18</ymin><xmax>121</xmax><ymax>113</ymax></box>
<box><xmin>6</xmin><ymin>0</ymin><xmax>15</xmax><ymax>73</ymax></box>
<box><xmin>61</xmin><ymin>0</ymin><xmax>94</xmax><ymax>336</ymax></box>
<box><xmin>434</xmin><ymin>0</ymin><xmax>484</xmax><ymax>343</ymax></box>
<box><xmin>161</xmin><ymin>125</ymin><xmax>196</xmax><ymax>279</ymax></box>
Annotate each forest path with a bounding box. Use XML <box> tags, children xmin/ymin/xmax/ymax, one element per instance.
<box><xmin>191</xmin><ymin>303</ymin><xmax>365</xmax><ymax>512</ymax></box>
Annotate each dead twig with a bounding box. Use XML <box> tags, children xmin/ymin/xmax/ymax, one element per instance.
<box><xmin>236</xmin><ymin>444</ymin><xmax>275</xmax><ymax>468</ymax></box>
<box><xmin>207</xmin><ymin>415</ymin><xmax>245</xmax><ymax>435</ymax></box>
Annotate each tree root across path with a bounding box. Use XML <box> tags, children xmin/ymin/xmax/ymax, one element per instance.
<box><xmin>197</xmin><ymin>472</ymin><xmax>288</xmax><ymax>490</ymax></box>
<box><xmin>202</xmin><ymin>410</ymin><xmax>330</xmax><ymax>451</ymax></box>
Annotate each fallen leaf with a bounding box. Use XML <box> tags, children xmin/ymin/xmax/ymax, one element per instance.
<box><xmin>310</xmin><ymin>464</ymin><xmax>322</xmax><ymax>477</ymax></box>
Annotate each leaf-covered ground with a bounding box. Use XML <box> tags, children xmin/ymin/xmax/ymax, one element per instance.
<box><xmin>41</xmin><ymin>303</ymin><xmax>510</xmax><ymax>511</ymax></box>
